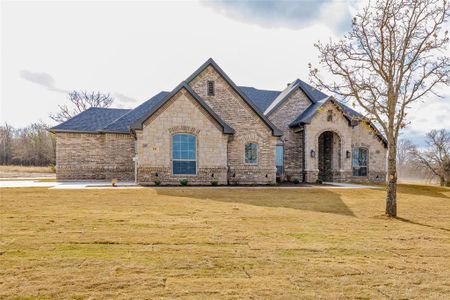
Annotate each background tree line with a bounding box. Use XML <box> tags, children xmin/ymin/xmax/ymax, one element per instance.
<box><xmin>397</xmin><ymin>129</ymin><xmax>450</xmax><ymax>187</ymax></box>
<box><xmin>0</xmin><ymin>122</ymin><xmax>55</xmax><ymax>166</ymax></box>
<box><xmin>0</xmin><ymin>90</ymin><xmax>115</xmax><ymax>167</ymax></box>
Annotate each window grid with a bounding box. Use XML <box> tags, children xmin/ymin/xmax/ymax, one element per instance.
<box><xmin>352</xmin><ymin>148</ymin><xmax>368</xmax><ymax>177</ymax></box>
<box><xmin>172</xmin><ymin>134</ymin><xmax>197</xmax><ymax>175</ymax></box>
<box><xmin>245</xmin><ymin>143</ymin><xmax>258</xmax><ymax>164</ymax></box>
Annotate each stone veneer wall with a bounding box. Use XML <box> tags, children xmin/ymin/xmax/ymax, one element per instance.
<box><xmin>303</xmin><ymin>101</ymin><xmax>386</xmax><ymax>183</ymax></box>
<box><xmin>55</xmin><ymin>132</ymin><xmax>134</xmax><ymax>180</ymax></box>
<box><xmin>267</xmin><ymin>88</ymin><xmax>312</xmax><ymax>181</ymax></box>
<box><xmin>189</xmin><ymin>65</ymin><xmax>277</xmax><ymax>184</ymax></box>
<box><xmin>135</xmin><ymin>88</ymin><xmax>229</xmax><ymax>185</ymax></box>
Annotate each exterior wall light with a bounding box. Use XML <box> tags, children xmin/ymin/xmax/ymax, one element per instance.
<box><xmin>310</xmin><ymin>150</ymin><xmax>315</xmax><ymax>158</ymax></box>
<box><xmin>346</xmin><ymin>151</ymin><xmax>351</xmax><ymax>159</ymax></box>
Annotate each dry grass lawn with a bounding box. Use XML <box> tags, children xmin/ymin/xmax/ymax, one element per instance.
<box><xmin>0</xmin><ymin>166</ymin><xmax>55</xmax><ymax>178</ymax></box>
<box><xmin>1</xmin><ymin>185</ymin><xmax>450</xmax><ymax>299</ymax></box>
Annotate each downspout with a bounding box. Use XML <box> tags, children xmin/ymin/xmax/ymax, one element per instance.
<box><xmin>302</xmin><ymin>125</ymin><xmax>306</xmax><ymax>183</ymax></box>
<box><xmin>130</xmin><ymin>129</ymin><xmax>138</xmax><ymax>184</ymax></box>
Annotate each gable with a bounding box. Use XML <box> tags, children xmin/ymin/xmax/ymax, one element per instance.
<box><xmin>264</xmin><ymin>79</ymin><xmax>327</xmax><ymax>116</ymax></box>
<box><xmin>131</xmin><ymin>83</ymin><xmax>234</xmax><ymax>134</ymax></box>
<box><xmin>186</xmin><ymin>58</ymin><xmax>282</xmax><ymax>137</ymax></box>
<box><xmin>142</xmin><ymin>88</ymin><xmax>228</xmax><ymax>134</ymax></box>
<box><xmin>298</xmin><ymin>98</ymin><xmax>387</xmax><ymax>147</ymax></box>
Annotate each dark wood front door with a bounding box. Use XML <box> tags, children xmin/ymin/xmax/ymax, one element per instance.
<box><xmin>318</xmin><ymin>131</ymin><xmax>333</xmax><ymax>181</ymax></box>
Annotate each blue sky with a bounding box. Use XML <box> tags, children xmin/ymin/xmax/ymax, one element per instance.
<box><xmin>1</xmin><ymin>0</ymin><xmax>449</xmax><ymax>147</ymax></box>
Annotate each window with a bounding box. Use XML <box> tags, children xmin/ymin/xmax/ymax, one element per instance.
<box><xmin>207</xmin><ymin>80</ymin><xmax>215</xmax><ymax>96</ymax></box>
<box><xmin>244</xmin><ymin>143</ymin><xmax>258</xmax><ymax>164</ymax></box>
<box><xmin>352</xmin><ymin>148</ymin><xmax>368</xmax><ymax>176</ymax></box>
<box><xmin>327</xmin><ymin>110</ymin><xmax>333</xmax><ymax>121</ymax></box>
<box><xmin>172</xmin><ymin>134</ymin><xmax>196</xmax><ymax>175</ymax></box>
<box><xmin>275</xmin><ymin>145</ymin><xmax>284</xmax><ymax>176</ymax></box>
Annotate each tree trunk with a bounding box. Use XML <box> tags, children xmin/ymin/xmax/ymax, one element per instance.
<box><xmin>386</xmin><ymin>134</ymin><xmax>397</xmax><ymax>217</ymax></box>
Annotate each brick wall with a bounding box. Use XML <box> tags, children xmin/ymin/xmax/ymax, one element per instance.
<box><xmin>55</xmin><ymin>132</ymin><xmax>134</xmax><ymax>181</ymax></box>
<box><xmin>189</xmin><ymin>65</ymin><xmax>277</xmax><ymax>184</ymax></box>
<box><xmin>268</xmin><ymin>88</ymin><xmax>311</xmax><ymax>181</ymax></box>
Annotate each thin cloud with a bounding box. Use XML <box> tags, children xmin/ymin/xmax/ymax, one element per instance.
<box><xmin>19</xmin><ymin>70</ymin><xmax>68</xmax><ymax>93</ymax></box>
<box><xmin>114</xmin><ymin>92</ymin><xmax>137</xmax><ymax>103</ymax></box>
<box><xmin>201</xmin><ymin>0</ymin><xmax>354</xmax><ymax>33</ymax></box>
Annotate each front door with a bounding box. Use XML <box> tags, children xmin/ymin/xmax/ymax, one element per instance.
<box><xmin>318</xmin><ymin>131</ymin><xmax>333</xmax><ymax>181</ymax></box>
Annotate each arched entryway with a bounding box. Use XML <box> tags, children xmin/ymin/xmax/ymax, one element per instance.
<box><xmin>318</xmin><ymin>131</ymin><xmax>341</xmax><ymax>182</ymax></box>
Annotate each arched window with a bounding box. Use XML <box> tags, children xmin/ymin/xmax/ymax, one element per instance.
<box><xmin>244</xmin><ymin>143</ymin><xmax>258</xmax><ymax>164</ymax></box>
<box><xmin>352</xmin><ymin>148</ymin><xmax>368</xmax><ymax>176</ymax></box>
<box><xmin>172</xmin><ymin>134</ymin><xmax>196</xmax><ymax>175</ymax></box>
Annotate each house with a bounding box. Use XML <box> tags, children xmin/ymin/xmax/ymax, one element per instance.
<box><xmin>50</xmin><ymin>58</ymin><xmax>387</xmax><ymax>185</ymax></box>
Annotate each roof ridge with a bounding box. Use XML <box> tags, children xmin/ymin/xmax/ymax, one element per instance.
<box><xmin>238</xmin><ymin>86</ymin><xmax>281</xmax><ymax>93</ymax></box>
<box><xmin>185</xmin><ymin>58</ymin><xmax>282</xmax><ymax>137</ymax></box>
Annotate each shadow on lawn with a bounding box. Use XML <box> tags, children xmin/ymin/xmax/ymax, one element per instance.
<box><xmin>156</xmin><ymin>188</ymin><xmax>355</xmax><ymax>217</ymax></box>
<box><xmin>397</xmin><ymin>184</ymin><xmax>450</xmax><ymax>199</ymax></box>
<box><xmin>395</xmin><ymin>217</ymin><xmax>450</xmax><ymax>232</ymax></box>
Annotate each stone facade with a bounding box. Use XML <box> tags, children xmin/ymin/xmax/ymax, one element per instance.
<box><xmin>53</xmin><ymin>59</ymin><xmax>386</xmax><ymax>185</ymax></box>
<box><xmin>188</xmin><ymin>66</ymin><xmax>277</xmax><ymax>185</ymax></box>
<box><xmin>55</xmin><ymin>132</ymin><xmax>134</xmax><ymax>181</ymax></box>
<box><xmin>303</xmin><ymin>101</ymin><xmax>386</xmax><ymax>183</ymax></box>
<box><xmin>135</xmin><ymin>88</ymin><xmax>229</xmax><ymax>185</ymax></box>
<box><xmin>268</xmin><ymin>88</ymin><xmax>312</xmax><ymax>181</ymax></box>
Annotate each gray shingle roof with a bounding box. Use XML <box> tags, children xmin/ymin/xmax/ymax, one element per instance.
<box><xmin>238</xmin><ymin>86</ymin><xmax>281</xmax><ymax>112</ymax></box>
<box><xmin>100</xmin><ymin>91</ymin><xmax>169</xmax><ymax>133</ymax></box>
<box><xmin>49</xmin><ymin>107</ymin><xmax>130</xmax><ymax>133</ymax></box>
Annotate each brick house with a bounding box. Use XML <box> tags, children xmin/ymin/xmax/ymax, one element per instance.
<box><xmin>50</xmin><ymin>58</ymin><xmax>387</xmax><ymax>185</ymax></box>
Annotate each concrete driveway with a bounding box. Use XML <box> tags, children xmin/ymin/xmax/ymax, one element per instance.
<box><xmin>0</xmin><ymin>178</ymin><xmax>379</xmax><ymax>189</ymax></box>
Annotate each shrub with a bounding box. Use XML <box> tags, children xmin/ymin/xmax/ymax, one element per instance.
<box><xmin>180</xmin><ymin>179</ymin><xmax>188</xmax><ymax>186</ymax></box>
<box><xmin>48</xmin><ymin>164</ymin><xmax>56</xmax><ymax>173</ymax></box>
<box><xmin>316</xmin><ymin>179</ymin><xmax>323</xmax><ymax>184</ymax></box>
<box><xmin>210</xmin><ymin>180</ymin><xmax>218</xmax><ymax>186</ymax></box>
<box><xmin>154</xmin><ymin>178</ymin><xmax>161</xmax><ymax>186</ymax></box>
<box><xmin>293</xmin><ymin>179</ymin><xmax>300</xmax><ymax>184</ymax></box>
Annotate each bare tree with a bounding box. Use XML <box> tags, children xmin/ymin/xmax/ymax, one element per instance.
<box><xmin>309</xmin><ymin>0</ymin><xmax>450</xmax><ymax>216</ymax></box>
<box><xmin>0</xmin><ymin>123</ymin><xmax>14</xmax><ymax>165</ymax></box>
<box><xmin>397</xmin><ymin>139</ymin><xmax>415</xmax><ymax>178</ymax></box>
<box><xmin>412</xmin><ymin>129</ymin><xmax>450</xmax><ymax>186</ymax></box>
<box><xmin>50</xmin><ymin>91</ymin><xmax>114</xmax><ymax>123</ymax></box>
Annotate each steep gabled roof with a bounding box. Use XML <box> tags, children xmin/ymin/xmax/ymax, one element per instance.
<box><xmin>49</xmin><ymin>107</ymin><xmax>131</xmax><ymax>133</ymax></box>
<box><xmin>100</xmin><ymin>91</ymin><xmax>169</xmax><ymax>133</ymax></box>
<box><xmin>289</xmin><ymin>96</ymin><xmax>363</xmax><ymax>127</ymax></box>
<box><xmin>130</xmin><ymin>82</ymin><xmax>235</xmax><ymax>134</ymax></box>
<box><xmin>264</xmin><ymin>79</ymin><xmax>328</xmax><ymax>116</ymax></box>
<box><xmin>289</xmin><ymin>96</ymin><xmax>387</xmax><ymax>147</ymax></box>
<box><xmin>186</xmin><ymin>58</ymin><xmax>283</xmax><ymax>137</ymax></box>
